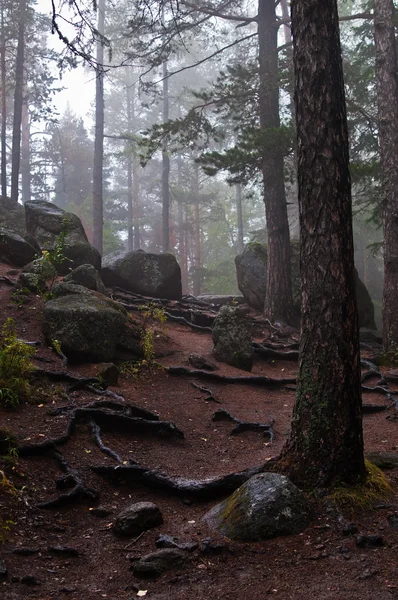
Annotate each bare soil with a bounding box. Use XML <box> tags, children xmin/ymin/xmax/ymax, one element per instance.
<box><xmin>1</xmin><ymin>264</ymin><xmax>398</xmax><ymax>600</ymax></box>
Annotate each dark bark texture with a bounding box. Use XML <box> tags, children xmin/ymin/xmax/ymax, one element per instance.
<box><xmin>258</xmin><ymin>0</ymin><xmax>294</xmax><ymax>324</ymax></box>
<box><xmin>11</xmin><ymin>0</ymin><xmax>27</xmax><ymax>203</ymax></box>
<box><xmin>282</xmin><ymin>0</ymin><xmax>365</xmax><ymax>488</ymax></box>
<box><xmin>92</xmin><ymin>0</ymin><xmax>105</xmax><ymax>254</ymax></box>
<box><xmin>373</xmin><ymin>0</ymin><xmax>398</xmax><ymax>352</ymax></box>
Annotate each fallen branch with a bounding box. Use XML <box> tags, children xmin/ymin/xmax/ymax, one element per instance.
<box><xmin>167</xmin><ymin>366</ymin><xmax>296</xmax><ymax>386</ymax></box>
<box><xmin>212</xmin><ymin>408</ymin><xmax>274</xmax><ymax>440</ymax></box>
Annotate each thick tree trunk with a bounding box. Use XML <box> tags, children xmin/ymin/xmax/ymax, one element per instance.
<box><xmin>21</xmin><ymin>94</ymin><xmax>31</xmax><ymax>204</ymax></box>
<box><xmin>92</xmin><ymin>0</ymin><xmax>105</xmax><ymax>254</ymax></box>
<box><xmin>235</xmin><ymin>183</ymin><xmax>244</xmax><ymax>253</ymax></box>
<box><xmin>258</xmin><ymin>0</ymin><xmax>294</xmax><ymax>324</ymax></box>
<box><xmin>126</xmin><ymin>83</ymin><xmax>133</xmax><ymax>252</ymax></box>
<box><xmin>193</xmin><ymin>163</ymin><xmax>201</xmax><ymax>296</ymax></box>
<box><xmin>0</xmin><ymin>3</ymin><xmax>7</xmax><ymax>197</ymax></box>
<box><xmin>281</xmin><ymin>0</ymin><xmax>365</xmax><ymax>489</ymax></box>
<box><xmin>162</xmin><ymin>59</ymin><xmax>170</xmax><ymax>252</ymax></box>
<box><xmin>373</xmin><ymin>0</ymin><xmax>398</xmax><ymax>353</ymax></box>
<box><xmin>11</xmin><ymin>0</ymin><xmax>27</xmax><ymax>203</ymax></box>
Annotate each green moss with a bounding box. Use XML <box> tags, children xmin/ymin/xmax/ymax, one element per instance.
<box><xmin>330</xmin><ymin>460</ymin><xmax>392</xmax><ymax>515</ymax></box>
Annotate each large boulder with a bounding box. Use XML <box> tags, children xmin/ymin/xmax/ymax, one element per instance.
<box><xmin>42</xmin><ymin>287</ymin><xmax>143</xmax><ymax>362</ymax></box>
<box><xmin>17</xmin><ymin>257</ymin><xmax>57</xmax><ymax>293</ymax></box>
<box><xmin>101</xmin><ymin>249</ymin><xmax>182</xmax><ymax>300</ymax></box>
<box><xmin>203</xmin><ymin>473</ymin><xmax>311</xmax><ymax>542</ymax></box>
<box><xmin>212</xmin><ymin>305</ymin><xmax>253</xmax><ymax>371</ymax></box>
<box><xmin>0</xmin><ymin>228</ymin><xmax>37</xmax><ymax>267</ymax></box>
<box><xmin>24</xmin><ymin>200</ymin><xmax>101</xmax><ymax>274</ymax></box>
<box><xmin>0</xmin><ymin>196</ymin><xmax>26</xmax><ymax>236</ymax></box>
<box><xmin>235</xmin><ymin>242</ymin><xmax>376</xmax><ymax>328</ymax></box>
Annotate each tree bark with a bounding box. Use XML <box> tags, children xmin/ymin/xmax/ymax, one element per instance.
<box><xmin>281</xmin><ymin>0</ymin><xmax>365</xmax><ymax>489</ymax></box>
<box><xmin>0</xmin><ymin>2</ymin><xmax>7</xmax><ymax>197</ymax></box>
<box><xmin>11</xmin><ymin>0</ymin><xmax>27</xmax><ymax>203</ymax></box>
<box><xmin>162</xmin><ymin>58</ymin><xmax>170</xmax><ymax>252</ymax></box>
<box><xmin>235</xmin><ymin>183</ymin><xmax>244</xmax><ymax>253</ymax></box>
<box><xmin>21</xmin><ymin>91</ymin><xmax>31</xmax><ymax>204</ymax></box>
<box><xmin>373</xmin><ymin>0</ymin><xmax>398</xmax><ymax>353</ymax></box>
<box><xmin>193</xmin><ymin>162</ymin><xmax>201</xmax><ymax>296</ymax></box>
<box><xmin>258</xmin><ymin>0</ymin><xmax>294</xmax><ymax>324</ymax></box>
<box><xmin>92</xmin><ymin>0</ymin><xmax>105</xmax><ymax>254</ymax></box>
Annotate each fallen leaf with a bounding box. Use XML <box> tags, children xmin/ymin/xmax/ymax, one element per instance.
<box><xmin>38</xmin><ymin>434</ymin><xmax>45</xmax><ymax>437</ymax></box>
<box><xmin>137</xmin><ymin>591</ymin><xmax>148</xmax><ymax>597</ymax></box>
<box><xmin>38</xmin><ymin>404</ymin><xmax>44</xmax><ymax>408</ymax></box>
<box><xmin>84</xmin><ymin>449</ymin><xmax>92</xmax><ymax>454</ymax></box>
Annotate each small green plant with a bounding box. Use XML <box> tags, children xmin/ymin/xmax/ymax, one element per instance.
<box><xmin>0</xmin><ymin>429</ymin><xmax>18</xmax><ymax>462</ymax></box>
<box><xmin>0</xmin><ymin>318</ymin><xmax>35</xmax><ymax>407</ymax></box>
<box><xmin>0</xmin><ymin>518</ymin><xmax>14</xmax><ymax>544</ymax></box>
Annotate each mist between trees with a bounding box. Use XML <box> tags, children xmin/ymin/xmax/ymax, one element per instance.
<box><xmin>1</xmin><ymin>0</ymin><xmax>384</xmax><ymax>318</ymax></box>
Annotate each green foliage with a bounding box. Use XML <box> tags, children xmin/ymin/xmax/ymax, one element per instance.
<box><xmin>0</xmin><ymin>518</ymin><xmax>14</xmax><ymax>544</ymax></box>
<box><xmin>0</xmin><ymin>429</ymin><xmax>18</xmax><ymax>462</ymax></box>
<box><xmin>0</xmin><ymin>319</ymin><xmax>35</xmax><ymax>408</ymax></box>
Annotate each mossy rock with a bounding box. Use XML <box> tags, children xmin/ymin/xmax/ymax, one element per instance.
<box><xmin>212</xmin><ymin>305</ymin><xmax>253</xmax><ymax>371</ymax></box>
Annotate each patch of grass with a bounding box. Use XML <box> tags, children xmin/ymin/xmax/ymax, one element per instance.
<box><xmin>0</xmin><ymin>429</ymin><xmax>18</xmax><ymax>462</ymax></box>
<box><xmin>0</xmin><ymin>318</ymin><xmax>35</xmax><ymax>407</ymax></box>
<box><xmin>330</xmin><ymin>460</ymin><xmax>392</xmax><ymax>514</ymax></box>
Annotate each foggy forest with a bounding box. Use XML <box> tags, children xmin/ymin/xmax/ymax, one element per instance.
<box><xmin>1</xmin><ymin>1</ymin><xmax>398</xmax><ymax>599</ymax></box>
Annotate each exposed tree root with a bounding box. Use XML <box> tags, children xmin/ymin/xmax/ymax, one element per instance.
<box><xmin>191</xmin><ymin>382</ymin><xmax>221</xmax><ymax>403</ymax></box>
<box><xmin>92</xmin><ymin>461</ymin><xmax>274</xmax><ymax>500</ymax></box>
<box><xmin>89</xmin><ymin>420</ymin><xmax>123</xmax><ymax>464</ymax></box>
<box><xmin>362</xmin><ymin>403</ymin><xmax>389</xmax><ymax>414</ymax></box>
<box><xmin>253</xmin><ymin>343</ymin><xmax>299</xmax><ymax>362</ymax></box>
<box><xmin>31</xmin><ymin>368</ymin><xmax>102</xmax><ymax>388</ymax></box>
<box><xmin>37</xmin><ymin>450</ymin><xmax>98</xmax><ymax>509</ymax></box>
<box><xmin>212</xmin><ymin>408</ymin><xmax>274</xmax><ymax>439</ymax></box>
<box><xmin>18</xmin><ymin>413</ymin><xmax>78</xmax><ymax>456</ymax></box>
<box><xmin>167</xmin><ymin>366</ymin><xmax>296</xmax><ymax>386</ymax></box>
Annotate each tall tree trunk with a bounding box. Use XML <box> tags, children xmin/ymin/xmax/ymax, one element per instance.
<box><xmin>92</xmin><ymin>0</ymin><xmax>105</xmax><ymax>254</ymax></box>
<box><xmin>126</xmin><ymin>82</ymin><xmax>134</xmax><ymax>252</ymax></box>
<box><xmin>373</xmin><ymin>0</ymin><xmax>398</xmax><ymax>353</ymax></box>
<box><xmin>258</xmin><ymin>0</ymin><xmax>294</xmax><ymax>323</ymax></box>
<box><xmin>11</xmin><ymin>0</ymin><xmax>27</xmax><ymax>203</ymax></box>
<box><xmin>162</xmin><ymin>58</ymin><xmax>170</xmax><ymax>252</ymax></box>
<box><xmin>21</xmin><ymin>92</ymin><xmax>31</xmax><ymax>204</ymax></box>
<box><xmin>235</xmin><ymin>183</ymin><xmax>244</xmax><ymax>253</ymax></box>
<box><xmin>281</xmin><ymin>0</ymin><xmax>365</xmax><ymax>489</ymax></box>
<box><xmin>1</xmin><ymin>2</ymin><xmax>7</xmax><ymax>197</ymax></box>
<box><xmin>192</xmin><ymin>163</ymin><xmax>201</xmax><ymax>296</ymax></box>
<box><xmin>177</xmin><ymin>151</ymin><xmax>188</xmax><ymax>291</ymax></box>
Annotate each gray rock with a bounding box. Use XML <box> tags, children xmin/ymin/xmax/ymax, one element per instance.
<box><xmin>155</xmin><ymin>534</ymin><xmax>198</xmax><ymax>552</ymax></box>
<box><xmin>113</xmin><ymin>501</ymin><xmax>163</xmax><ymax>537</ymax></box>
<box><xmin>0</xmin><ymin>558</ymin><xmax>7</xmax><ymax>578</ymax></box>
<box><xmin>212</xmin><ymin>305</ymin><xmax>253</xmax><ymax>371</ymax></box>
<box><xmin>188</xmin><ymin>354</ymin><xmax>219</xmax><ymax>371</ymax></box>
<box><xmin>94</xmin><ymin>362</ymin><xmax>119</xmax><ymax>386</ymax></box>
<box><xmin>365</xmin><ymin>452</ymin><xmax>398</xmax><ymax>470</ymax></box>
<box><xmin>18</xmin><ymin>257</ymin><xmax>57</xmax><ymax>293</ymax></box>
<box><xmin>203</xmin><ymin>472</ymin><xmax>311</xmax><ymax>542</ymax></box>
<box><xmin>24</xmin><ymin>200</ymin><xmax>101</xmax><ymax>274</ymax></box>
<box><xmin>42</xmin><ymin>291</ymin><xmax>143</xmax><ymax>362</ymax></box>
<box><xmin>101</xmin><ymin>249</ymin><xmax>182</xmax><ymax>300</ymax></box>
<box><xmin>235</xmin><ymin>242</ymin><xmax>376</xmax><ymax>329</ymax></box>
<box><xmin>0</xmin><ymin>228</ymin><xmax>37</xmax><ymax>267</ymax></box>
<box><xmin>64</xmin><ymin>264</ymin><xmax>106</xmax><ymax>294</ymax></box>
<box><xmin>356</xmin><ymin>534</ymin><xmax>384</xmax><ymax>548</ymax></box>
<box><xmin>0</xmin><ymin>195</ymin><xmax>26</xmax><ymax>235</ymax></box>
<box><xmin>131</xmin><ymin>548</ymin><xmax>189</xmax><ymax>578</ymax></box>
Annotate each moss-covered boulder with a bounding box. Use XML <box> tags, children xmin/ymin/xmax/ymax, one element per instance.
<box><xmin>24</xmin><ymin>200</ymin><xmax>101</xmax><ymax>274</ymax></box>
<box><xmin>64</xmin><ymin>264</ymin><xmax>106</xmax><ymax>294</ymax></box>
<box><xmin>212</xmin><ymin>305</ymin><xmax>253</xmax><ymax>371</ymax></box>
<box><xmin>42</xmin><ymin>289</ymin><xmax>143</xmax><ymax>362</ymax></box>
<box><xmin>203</xmin><ymin>473</ymin><xmax>311</xmax><ymax>542</ymax></box>
<box><xmin>0</xmin><ymin>228</ymin><xmax>37</xmax><ymax>267</ymax></box>
<box><xmin>235</xmin><ymin>242</ymin><xmax>376</xmax><ymax>328</ymax></box>
<box><xmin>101</xmin><ymin>249</ymin><xmax>182</xmax><ymax>300</ymax></box>
<box><xmin>17</xmin><ymin>257</ymin><xmax>57</xmax><ymax>293</ymax></box>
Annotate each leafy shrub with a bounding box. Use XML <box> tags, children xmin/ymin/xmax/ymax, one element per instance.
<box><xmin>0</xmin><ymin>318</ymin><xmax>35</xmax><ymax>407</ymax></box>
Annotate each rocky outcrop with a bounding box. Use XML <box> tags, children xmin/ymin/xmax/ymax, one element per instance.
<box><xmin>101</xmin><ymin>249</ymin><xmax>182</xmax><ymax>300</ymax></box>
<box><xmin>212</xmin><ymin>305</ymin><xmax>253</xmax><ymax>371</ymax></box>
<box><xmin>235</xmin><ymin>242</ymin><xmax>376</xmax><ymax>328</ymax></box>
<box><xmin>0</xmin><ymin>195</ymin><xmax>26</xmax><ymax>236</ymax></box>
<box><xmin>203</xmin><ymin>473</ymin><xmax>311</xmax><ymax>542</ymax></box>
<box><xmin>64</xmin><ymin>264</ymin><xmax>106</xmax><ymax>294</ymax></box>
<box><xmin>42</xmin><ymin>287</ymin><xmax>143</xmax><ymax>362</ymax></box>
<box><xmin>24</xmin><ymin>200</ymin><xmax>101</xmax><ymax>274</ymax></box>
<box><xmin>18</xmin><ymin>257</ymin><xmax>57</xmax><ymax>293</ymax></box>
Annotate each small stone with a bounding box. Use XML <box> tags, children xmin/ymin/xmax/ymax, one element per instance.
<box><xmin>156</xmin><ymin>534</ymin><xmax>198</xmax><ymax>552</ymax></box>
<box><xmin>48</xmin><ymin>546</ymin><xmax>80</xmax><ymax>558</ymax></box>
<box><xmin>0</xmin><ymin>558</ymin><xmax>8</xmax><ymax>578</ymax></box>
<box><xmin>356</xmin><ymin>534</ymin><xmax>384</xmax><ymax>548</ymax></box>
<box><xmin>199</xmin><ymin>538</ymin><xmax>226</xmax><ymax>555</ymax></box>
<box><xmin>89</xmin><ymin>506</ymin><xmax>113</xmax><ymax>518</ymax></box>
<box><xmin>342</xmin><ymin>522</ymin><xmax>358</xmax><ymax>536</ymax></box>
<box><xmin>188</xmin><ymin>354</ymin><xmax>218</xmax><ymax>371</ymax></box>
<box><xmin>95</xmin><ymin>363</ymin><xmax>119</xmax><ymax>386</ymax></box>
<box><xmin>21</xmin><ymin>575</ymin><xmax>40</xmax><ymax>586</ymax></box>
<box><xmin>357</xmin><ymin>568</ymin><xmax>380</xmax><ymax>580</ymax></box>
<box><xmin>113</xmin><ymin>502</ymin><xmax>163</xmax><ymax>537</ymax></box>
<box><xmin>130</xmin><ymin>548</ymin><xmax>190</xmax><ymax>578</ymax></box>
<box><xmin>12</xmin><ymin>547</ymin><xmax>40</xmax><ymax>556</ymax></box>
<box><xmin>387</xmin><ymin>513</ymin><xmax>398</xmax><ymax>529</ymax></box>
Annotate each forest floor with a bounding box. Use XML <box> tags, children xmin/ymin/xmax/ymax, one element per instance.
<box><xmin>1</xmin><ymin>262</ymin><xmax>398</xmax><ymax>600</ymax></box>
